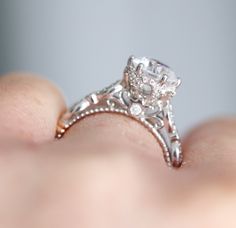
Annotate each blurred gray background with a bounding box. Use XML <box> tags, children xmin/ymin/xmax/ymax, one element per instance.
<box><xmin>0</xmin><ymin>0</ymin><xmax>235</xmax><ymax>133</ymax></box>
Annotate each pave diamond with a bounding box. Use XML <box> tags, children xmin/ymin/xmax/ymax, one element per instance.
<box><xmin>124</xmin><ymin>56</ymin><xmax>180</xmax><ymax>107</ymax></box>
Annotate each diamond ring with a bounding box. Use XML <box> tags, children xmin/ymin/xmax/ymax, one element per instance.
<box><xmin>56</xmin><ymin>56</ymin><xmax>183</xmax><ymax>168</ymax></box>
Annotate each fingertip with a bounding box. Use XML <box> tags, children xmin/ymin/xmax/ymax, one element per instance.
<box><xmin>0</xmin><ymin>72</ymin><xmax>66</xmax><ymax>143</ymax></box>
<box><xmin>61</xmin><ymin>113</ymin><xmax>165</xmax><ymax>163</ymax></box>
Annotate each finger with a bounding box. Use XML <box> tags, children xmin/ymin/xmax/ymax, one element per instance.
<box><xmin>183</xmin><ymin>117</ymin><xmax>236</xmax><ymax>179</ymax></box>
<box><xmin>45</xmin><ymin>115</ymin><xmax>236</xmax><ymax>226</ymax></box>
<box><xmin>40</xmin><ymin>116</ymin><xmax>236</xmax><ymax>227</ymax></box>
<box><xmin>60</xmin><ymin>113</ymin><xmax>165</xmax><ymax>165</ymax></box>
<box><xmin>59</xmin><ymin>114</ymin><xmax>236</xmax><ymax>185</ymax></box>
<box><xmin>0</xmin><ymin>73</ymin><xmax>66</xmax><ymax>143</ymax></box>
<box><xmin>37</xmin><ymin>114</ymin><xmax>168</xmax><ymax>226</ymax></box>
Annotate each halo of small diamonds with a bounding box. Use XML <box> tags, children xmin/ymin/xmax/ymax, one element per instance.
<box><xmin>124</xmin><ymin>56</ymin><xmax>180</xmax><ymax>107</ymax></box>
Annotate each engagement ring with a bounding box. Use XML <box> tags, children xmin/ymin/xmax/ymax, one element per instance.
<box><xmin>56</xmin><ymin>56</ymin><xmax>183</xmax><ymax>167</ymax></box>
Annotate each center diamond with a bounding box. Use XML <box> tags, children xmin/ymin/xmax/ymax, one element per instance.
<box><xmin>124</xmin><ymin>56</ymin><xmax>180</xmax><ymax>107</ymax></box>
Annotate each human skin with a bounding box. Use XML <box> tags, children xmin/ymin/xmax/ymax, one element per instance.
<box><xmin>0</xmin><ymin>73</ymin><xmax>235</xmax><ymax>228</ymax></box>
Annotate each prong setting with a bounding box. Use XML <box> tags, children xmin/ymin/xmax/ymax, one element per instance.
<box><xmin>127</xmin><ymin>55</ymin><xmax>135</xmax><ymax>66</ymax></box>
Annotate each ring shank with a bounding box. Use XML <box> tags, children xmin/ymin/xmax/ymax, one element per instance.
<box><xmin>56</xmin><ymin>80</ymin><xmax>183</xmax><ymax>168</ymax></box>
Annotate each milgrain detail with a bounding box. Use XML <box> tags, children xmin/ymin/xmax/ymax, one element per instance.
<box><xmin>56</xmin><ymin>106</ymin><xmax>171</xmax><ymax>165</ymax></box>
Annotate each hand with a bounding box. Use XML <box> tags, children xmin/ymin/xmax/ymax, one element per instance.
<box><xmin>0</xmin><ymin>73</ymin><xmax>235</xmax><ymax>228</ymax></box>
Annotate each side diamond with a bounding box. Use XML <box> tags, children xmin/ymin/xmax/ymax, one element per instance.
<box><xmin>129</xmin><ymin>103</ymin><xmax>142</xmax><ymax>116</ymax></box>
